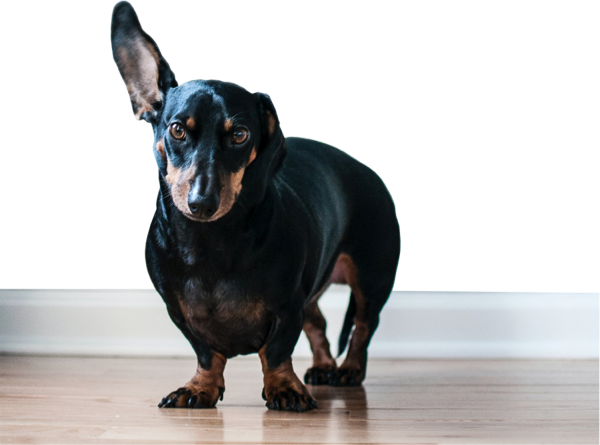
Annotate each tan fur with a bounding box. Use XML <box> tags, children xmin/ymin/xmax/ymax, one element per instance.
<box><xmin>188</xmin><ymin>352</ymin><xmax>226</xmax><ymax>394</ymax></box>
<box><xmin>258</xmin><ymin>346</ymin><xmax>312</xmax><ymax>410</ymax></box>
<box><xmin>116</xmin><ymin>41</ymin><xmax>162</xmax><ymax>120</ymax></box>
<box><xmin>224</xmin><ymin>119</ymin><xmax>233</xmax><ymax>131</ymax></box>
<box><xmin>171</xmin><ymin>352</ymin><xmax>227</xmax><ymax>408</ymax></box>
<box><xmin>303</xmin><ymin>303</ymin><xmax>336</xmax><ymax>369</ymax></box>
<box><xmin>165</xmin><ymin>160</ymin><xmax>196</xmax><ymax>216</ymax></box>
<box><xmin>165</xmin><ymin>148</ymin><xmax>255</xmax><ymax>221</ymax></box>
<box><xmin>186</xmin><ymin>117</ymin><xmax>195</xmax><ymax>130</ymax></box>
<box><xmin>207</xmin><ymin>168</ymin><xmax>244</xmax><ymax>221</ymax></box>
<box><xmin>155</xmin><ymin>139</ymin><xmax>166</xmax><ymax>160</ymax></box>
<box><xmin>302</xmin><ymin>254</ymin><xmax>365</xmax><ymax>375</ymax></box>
<box><xmin>265</xmin><ymin>111</ymin><xmax>276</xmax><ymax>136</ymax></box>
<box><xmin>247</xmin><ymin>147</ymin><xmax>257</xmax><ymax>166</ymax></box>
<box><xmin>328</xmin><ymin>253</ymin><xmax>369</xmax><ymax>380</ymax></box>
<box><xmin>178</xmin><ymin>294</ymin><xmax>265</xmax><ymax>353</ymax></box>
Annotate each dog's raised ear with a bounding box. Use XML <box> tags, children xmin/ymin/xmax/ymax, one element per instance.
<box><xmin>243</xmin><ymin>93</ymin><xmax>287</xmax><ymax>204</ymax></box>
<box><xmin>111</xmin><ymin>2</ymin><xmax>177</xmax><ymax>123</ymax></box>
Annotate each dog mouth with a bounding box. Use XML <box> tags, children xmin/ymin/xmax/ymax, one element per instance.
<box><xmin>181</xmin><ymin>211</ymin><xmax>220</xmax><ymax>223</ymax></box>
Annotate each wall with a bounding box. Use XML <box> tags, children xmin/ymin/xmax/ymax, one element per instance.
<box><xmin>1</xmin><ymin>288</ymin><xmax>598</xmax><ymax>358</ymax></box>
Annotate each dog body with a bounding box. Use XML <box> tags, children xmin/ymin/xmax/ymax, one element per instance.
<box><xmin>112</xmin><ymin>2</ymin><xmax>400</xmax><ymax>412</ymax></box>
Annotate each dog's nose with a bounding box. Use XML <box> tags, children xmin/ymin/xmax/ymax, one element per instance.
<box><xmin>188</xmin><ymin>170</ymin><xmax>221</xmax><ymax>219</ymax></box>
<box><xmin>188</xmin><ymin>194</ymin><xmax>220</xmax><ymax>219</ymax></box>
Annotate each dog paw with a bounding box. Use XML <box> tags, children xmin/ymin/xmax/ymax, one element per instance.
<box><xmin>304</xmin><ymin>366</ymin><xmax>335</xmax><ymax>385</ymax></box>
<box><xmin>266</xmin><ymin>389</ymin><xmax>318</xmax><ymax>412</ymax></box>
<box><xmin>158</xmin><ymin>386</ymin><xmax>224</xmax><ymax>408</ymax></box>
<box><xmin>263</xmin><ymin>385</ymin><xmax>318</xmax><ymax>412</ymax></box>
<box><xmin>328</xmin><ymin>368</ymin><xmax>364</xmax><ymax>387</ymax></box>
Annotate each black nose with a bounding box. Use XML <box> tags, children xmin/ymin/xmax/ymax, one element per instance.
<box><xmin>188</xmin><ymin>194</ymin><xmax>220</xmax><ymax>219</ymax></box>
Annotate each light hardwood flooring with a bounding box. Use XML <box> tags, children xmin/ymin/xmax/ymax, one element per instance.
<box><xmin>0</xmin><ymin>355</ymin><xmax>597</xmax><ymax>444</ymax></box>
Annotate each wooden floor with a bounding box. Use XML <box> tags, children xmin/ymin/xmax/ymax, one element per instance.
<box><xmin>0</xmin><ymin>356</ymin><xmax>597</xmax><ymax>444</ymax></box>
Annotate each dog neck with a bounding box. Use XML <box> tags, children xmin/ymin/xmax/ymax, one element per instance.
<box><xmin>155</xmin><ymin>175</ymin><xmax>276</xmax><ymax>268</ymax></box>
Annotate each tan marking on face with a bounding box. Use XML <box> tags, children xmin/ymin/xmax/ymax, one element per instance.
<box><xmin>186</xmin><ymin>117</ymin><xmax>195</xmax><ymax>130</ymax></box>
<box><xmin>155</xmin><ymin>139</ymin><xmax>166</xmax><ymax>160</ymax></box>
<box><xmin>202</xmin><ymin>151</ymin><xmax>257</xmax><ymax>222</ymax></box>
<box><xmin>165</xmin><ymin>160</ymin><xmax>196</xmax><ymax>215</ymax></box>
<box><xmin>206</xmin><ymin>167</ymin><xmax>244</xmax><ymax>221</ymax></box>
<box><xmin>165</xmin><ymin>162</ymin><xmax>180</xmax><ymax>187</ymax></box>
<box><xmin>224</xmin><ymin>119</ymin><xmax>233</xmax><ymax>131</ymax></box>
<box><xmin>169</xmin><ymin>149</ymin><xmax>256</xmax><ymax>222</ymax></box>
<box><xmin>247</xmin><ymin>147</ymin><xmax>257</xmax><ymax>166</ymax></box>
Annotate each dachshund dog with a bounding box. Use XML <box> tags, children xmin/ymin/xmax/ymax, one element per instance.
<box><xmin>111</xmin><ymin>1</ymin><xmax>400</xmax><ymax>412</ymax></box>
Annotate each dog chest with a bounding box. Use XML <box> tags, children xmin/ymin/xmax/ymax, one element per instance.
<box><xmin>177</xmin><ymin>278</ymin><xmax>268</xmax><ymax>355</ymax></box>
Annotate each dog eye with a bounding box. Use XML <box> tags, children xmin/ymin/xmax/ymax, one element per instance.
<box><xmin>232</xmin><ymin>127</ymin><xmax>249</xmax><ymax>145</ymax></box>
<box><xmin>169</xmin><ymin>123</ymin><xmax>186</xmax><ymax>140</ymax></box>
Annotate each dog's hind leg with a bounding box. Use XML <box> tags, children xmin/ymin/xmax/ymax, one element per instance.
<box><xmin>303</xmin><ymin>300</ymin><xmax>337</xmax><ymax>385</ymax></box>
<box><xmin>329</xmin><ymin>250</ymin><xmax>398</xmax><ymax>387</ymax></box>
<box><xmin>330</xmin><ymin>284</ymin><xmax>389</xmax><ymax>386</ymax></box>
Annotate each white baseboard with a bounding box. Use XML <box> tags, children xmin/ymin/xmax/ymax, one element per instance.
<box><xmin>0</xmin><ymin>288</ymin><xmax>597</xmax><ymax>358</ymax></box>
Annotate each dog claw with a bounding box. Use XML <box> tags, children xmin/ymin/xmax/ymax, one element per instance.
<box><xmin>159</xmin><ymin>385</ymin><xmax>222</xmax><ymax>409</ymax></box>
<box><xmin>265</xmin><ymin>388</ymin><xmax>317</xmax><ymax>412</ymax></box>
<box><xmin>304</xmin><ymin>366</ymin><xmax>335</xmax><ymax>386</ymax></box>
<box><xmin>293</xmin><ymin>394</ymin><xmax>302</xmax><ymax>412</ymax></box>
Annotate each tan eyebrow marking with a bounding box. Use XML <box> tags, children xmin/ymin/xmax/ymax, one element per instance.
<box><xmin>186</xmin><ymin>117</ymin><xmax>195</xmax><ymax>130</ymax></box>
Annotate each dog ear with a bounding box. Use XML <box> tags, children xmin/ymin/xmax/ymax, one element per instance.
<box><xmin>244</xmin><ymin>93</ymin><xmax>287</xmax><ymax>205</ymax></box>
<box><xmin>256</xmin><ymin>93</ymin><xmax>287</xmax><ymax>174</ymax></box>
<box><xmin>111</xmin><ymin>2</ymin><xmax>177</xmax><ymax>123</ymax></box>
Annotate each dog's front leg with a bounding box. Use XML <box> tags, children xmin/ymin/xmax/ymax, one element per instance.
<box><xmin>159</xmin><ymin>351</ymin><xmax>226</xmax><ymax>409</ymax></box>
<box><xmin>158</xmin><ymin>307</ymin><xmax>226</xmax><ymax>409</ymax></box>
<box><xmin>259</xmin><ymin>314</ymin><xmax>318</xmax><ymax>412</ymax></box>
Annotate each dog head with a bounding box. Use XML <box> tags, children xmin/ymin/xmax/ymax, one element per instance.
<box><xmin>111</xmin><ymin>2</ymin><xmax>286</xmax><ymax>222</ymax></box>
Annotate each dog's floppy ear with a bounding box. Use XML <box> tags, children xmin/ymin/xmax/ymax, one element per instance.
<box><xmin>244</xmin><ymin>93</ymin><xmax>287</xmax><ymax>205</ymax></box>
<box><xmin>111</xmin><ymin>2</ymin><xmax>177</xmax><ymax>123</ymax></box>
<box><xmin>256</xmin><ymin>93</ymin><xmax>287</xmax><ymax>175</ymax></box>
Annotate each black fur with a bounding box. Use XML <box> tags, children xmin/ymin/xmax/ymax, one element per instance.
<box><xmin>111</xmin><ymin>1</ymin><xmax>400</xmax><ymax>411</ymax></box>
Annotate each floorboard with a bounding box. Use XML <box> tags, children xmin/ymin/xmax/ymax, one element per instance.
<box><xmin>0</xmin><ymin>356</ymin><xmax>597</xmax><ymax>444</ymax></box>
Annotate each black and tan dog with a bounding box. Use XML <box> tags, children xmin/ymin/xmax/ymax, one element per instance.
<box><xmin>111</xmin><ymin>2</ymin><xmax>400</xmax><ymax>412</ymax></box>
